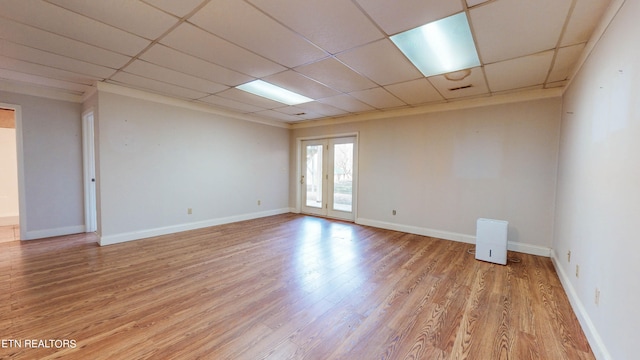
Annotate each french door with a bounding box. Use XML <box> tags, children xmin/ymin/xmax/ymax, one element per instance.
<box><xmin>301</xmin><ymin>137</ymin><xmax>356</xmax><ymax>221</ymax></box>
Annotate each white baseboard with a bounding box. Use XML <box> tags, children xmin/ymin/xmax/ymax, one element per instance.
<box><xmin>357</xmin><ymin>217</ymin><xmax>476</xmax><ymax>243</ymax></box>
<box><xmin>22</xmin><ymin>225</ymin><xmax>86</xmax><ymax>241</ymax></box>
<box><xmin>99</xmin><ymin>208</ymin><xmax>291</xmax><ymax>246</ymax></box>
<box><xmin>507</xmin><ymin>241</ymin><xmax>551</xmax><ymax>257</ymax></box>
<box><xmin>356</xmin><ymin>218</ymin><xmax>551</xmax><ymax>257</ymax></box>
<box><xmin>0</xmin><ymin>216</ymin><xmax>19</xmax><ymax>226</ymax></box>
<box><xmin>550</xmin><ymin>251</ymin><xmax>611</xmax><ymax>360</ymax></box>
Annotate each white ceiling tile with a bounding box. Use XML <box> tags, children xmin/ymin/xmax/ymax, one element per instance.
<box><xmin>273</xmin><ymin>106</ymin><xmax>324</xmax><ymax>120</ymax></box>
<box><xmin>47</xmin><ymin>0</ymin><xmax>178</xmax><ymax>40</ymax></box>
<box><xmin>548</xmin><ymin>44</ymin><xmax>586</xmax><ymax>82</ymax></box>
<box><xmin>190</xmin><ymin>0</ymin><xmax>327</xmax><ymax>68</ymax></box>
<box><xmin>248</xmin><ymin>0</ymin><xmax>384</xmax><ymax>54</ymax></box>
<box><xmin>471</xmin><ymin>0</ymin><xmax>573</xmax><ymax>63</ymax></box>
<box><xmin>216</xmin><ymin>88</ymin><xmax>285</xmax><ymax>109</ymax></box>
<box><xmin>337</xmin><ymin>39</ymin><xmax>423</xmax><ymax>86</ymax></box>
<box><xmin>198</xmin><ymin>95</ymin><xmax>265</xmax><ymax>113</ymax></box>
<box><xmin>318</xmin><ymin>94</ymin><xmax>376</xmax><ymax>113</ymax></box>
<box><xmin>484</xmin><ymin>51</ymin><xmax>554</xmax><ymax>92</ymax></box>
<box><xmin>110</xmin><ymin>72</ymin><xmax>209</xmax><ymax>99</ymax></box>
<box><xmin>275</xmin><ymin>106</ymin><xmax>313</xmax><ymax>116</ymax></box>
<box><xmin>294</xmin><ymin>112</ymin><xmax>327</xmax><ymax>120</ymax></box>
<box><xmin>295</xmin><ymin>58</ymin><xmax>377</xmax><ymax>93</ymax></box>
<box><xmin>0</xmin><ymin>39</ymin><xmax>116</xmax><ymax>78</ymax></box>
<box><xmin>2</xmin><ymin>0</ymin><xmax>150</xmax><ymax>56</ymax></box>
<box><xmin>253</xmin><ymin>110</ymin><xmax>302</xmax><ymax>122</ymax></box>
<box><xmin>561</xmin><ymin>0</ymin><xmax>613</xmax><ymax>46</ymax></box>
<box><xmin>123</xmin><ymin>61</ymin><xmax>228</xmax><ymax>94</ymax></box>
<box><xmin>466</xmin><ymin>0</ymin><xmax>491</xmax><ymax>7</ymax></box>
<box><xmin>0</xmin><ymin>68</ymin><xmax>91</xmax><ymax>94</ymax></box>
<box><xmin>0</xmin><ymin>54</ymin><xmax>98</xmax><ymax>85</ymax></box>
<box><xmin>160</xmin><ymin>23</ymin><xmax>285</xmax><ymax>78</ymax></box>
<box><xmin>355</xmin><ymin>0</ymin><xmax>463</xmax><ymax>35</ymax></box>
<box><xmin>385</xmin><ymin>78</ymin><xmax>444</xmax><ymax>105</ymax></box>
<box><xmin>142</xmin><ymin>0</ymin><xmax>206</xmax><ymax>17</ymax></box>
<box><xmin>0</xmin><ymin>18</ymin><xmax>130</xmax><ymax>68</ymax></box>
<box><xmin>140</xmin><ymin>45</ymin><xmax>251</xmax><ymax>86</ymax></box>
<box><xmin>293</xmin><ymin>102</ymin><xmax>348</xmax><ymax>117</ymax></box>
<box><xmin>429</xmin><ymin>67</ymin><xmax>489</xmax><ymax>99</ymax></box>
<box><xmin>348</xmin><ymin>88</ymin><xmax>406</xmax><ymax>109</ymax></box>
<box><xmin>263</xmin><ymin>71</ymin><xmax>340</xmax><ymax>99</ymax></box>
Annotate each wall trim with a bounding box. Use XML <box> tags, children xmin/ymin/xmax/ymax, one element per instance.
<box><xmin>550</xmin><ymin>250</ymin><xmax>611</xmax><ymax>360</ymax></box>
<box><xmin>22</xmin><ymin>225</ymin><xmax>86</xmax><ymax>241</ymax></box>
<box><xmin>356</xmin><ymin>217</ymin><xmax>551</xmax><ymax>257</ymax></box>
<box><xmin>99</xmin><ymin>208</ymin><xmax>291</xmax><ymax>246</ymax></box>
<box><xmin>0</xmin><ymin>216</ymin><xmax>19</xmax><ymax>226</ymax></box>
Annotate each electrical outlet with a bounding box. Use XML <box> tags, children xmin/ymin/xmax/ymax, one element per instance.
<box><xmin>257</xmin><ymin>200</ymin><xmax>261</xmax><ymax>206</ymax></box>
<box><xmin>575</xmin><ymin>264</ymin><xmax>579</xmax><ymax>278</ymax></box>
<box><xmin>392</xmin><ymin>210</ymin><xmax>397</xmax><ymax>215</ymax></box>
<box><xmin>567</xmin><ymin>250</ymin><xmax>571</xmax><ymax>263</ymax></box>
<box><xmin>187</xmin><ymin>208</ymin><xmax>192</xmax><ymax>215</ymax></box>
<box><xmin>595</xmin><ymin>288</ymin><xmax>600</xmax><ymax>306</ymax></box>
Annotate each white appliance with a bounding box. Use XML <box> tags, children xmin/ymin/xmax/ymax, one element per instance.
<box><xmin>475</xmin><ymin>218</ymin><xmax>508</xmax><ymax>265</ymax></box>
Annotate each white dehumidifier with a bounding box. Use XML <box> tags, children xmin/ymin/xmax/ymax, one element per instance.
<box><xmin>475</xmin><ymin>218</ymin><xmax>508</xmax><ymax>265</ymax></box>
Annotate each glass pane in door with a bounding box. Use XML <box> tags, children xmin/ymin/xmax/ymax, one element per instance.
<box><xmin>305</xmin><ymin>144</ymin><xmax>324</xmax><ymax>208</ymax></box>
<box><xmin>332</xmin><ymin>143</ymin><xmax>353</xmax><ymax>212</ymax></box>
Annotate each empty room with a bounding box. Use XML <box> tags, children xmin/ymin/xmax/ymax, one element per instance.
<box><xmin>0</xmin><ymin>0</ymin><xmax>638</xmax><ymax>359</ymax></box>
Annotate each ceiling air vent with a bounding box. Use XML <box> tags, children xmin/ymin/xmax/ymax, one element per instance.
<box><xmin>449</xmin><ymin>84</ymin><xmax>473</xmax><ymax>91</ymax></box>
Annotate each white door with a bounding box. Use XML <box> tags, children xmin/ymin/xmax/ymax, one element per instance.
<box><xmin>301</xmin><ymin>137</ymin><xmax>356</xmax><ymax>221</ymax></box>
<box><xmin>82</xmin><ymin>111</ymin><xmax>97</xmax><ymax>232</ymax></box>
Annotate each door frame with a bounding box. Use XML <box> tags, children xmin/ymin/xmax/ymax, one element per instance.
<box><xmin>1</xmin><ymin>102</ymin><xmax>27</xmax><ymax>239</ymax></box>
<box><xmin>295</xmin><ymin>132</ymin><xmax>359</xmax><ymax>221</ymax></box>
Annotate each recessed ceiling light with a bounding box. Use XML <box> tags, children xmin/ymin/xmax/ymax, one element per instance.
<box><xmin>236</xmin><ymin>80</ymin><xmax>313</xmax><ymax>106</ymax></box>
<box><xmin>391</xmin><ymin>12</ymin><xmax>480</xmax><ymax>77</ymax></box>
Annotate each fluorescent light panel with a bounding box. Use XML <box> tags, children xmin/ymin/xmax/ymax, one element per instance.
<box><xmin>391</xmin><ymin>12</ymin><xmax>480</xmax><ymax>77</ymax></box>
<box><xmin>236</xmin><ymin>80</ymin><xmax>313</xmax><ymax>105</ymax></box>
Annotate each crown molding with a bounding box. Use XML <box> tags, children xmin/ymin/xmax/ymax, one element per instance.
<box><xmin>291</xmin><ymin>87</ymin><xmax>563</xmax><ymax>129</ymax></box>
<box><xmin>0</xmin><ymin>79</ymin><xmax>84</xmax><ymax>103</ymax></box>
<box><xmin>95</xmin><ymin>82</ymin><xmax>291</xmax><ymax>129</ymax></box>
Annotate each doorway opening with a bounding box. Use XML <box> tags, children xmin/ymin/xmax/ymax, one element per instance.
<box><xmin>299</xmin><ymin>135</ymin><xmax>358</xmax><ymax>222</ymax></box>
<box><xmin>0</xmin><ymin>106</ymin><xmax>20</xmax><ymax>242</ymax></box>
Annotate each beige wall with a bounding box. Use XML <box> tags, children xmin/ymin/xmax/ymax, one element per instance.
<box><xmin>291</xmin><ymin>97</ymin><xmax>562</xmax><ymax>253</ymax></box>
<box><xmin>96</xmin><ymin>89</ymin><xmax>290</xmax><ymax>245</ymax></box>
<box><xmin>554</xmin><ymin>0</ymin><xmax>640</xmax><ymax>358</ymax></box>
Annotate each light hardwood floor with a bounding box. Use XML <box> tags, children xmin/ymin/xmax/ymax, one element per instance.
<box><xmin>0</xmin><ymin>214</ymin><xmax>593</xmax><ymax>359</ymax></box>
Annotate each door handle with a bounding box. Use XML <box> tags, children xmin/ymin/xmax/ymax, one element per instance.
<box><xmin>300</xmin><ymin>175</ymin><xmax>305</xmax><ymax>185</ymax></box>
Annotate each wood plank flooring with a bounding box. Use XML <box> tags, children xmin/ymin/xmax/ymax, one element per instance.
<box><xmin>0</xmin><ymin>214</ymin><xmax>593</xmax><ymax>359</ymax></box>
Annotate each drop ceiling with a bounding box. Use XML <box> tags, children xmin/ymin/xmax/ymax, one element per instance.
<box><xmin>0</xmin><ymin>0</ymin><xmax>613</xmax><ymax>123</ymax></box>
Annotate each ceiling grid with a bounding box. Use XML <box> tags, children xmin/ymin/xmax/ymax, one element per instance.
<box><xmin>0</xmin><ymin>0</ymin><xmax>614</xmax><ymax>123</ymax></box>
